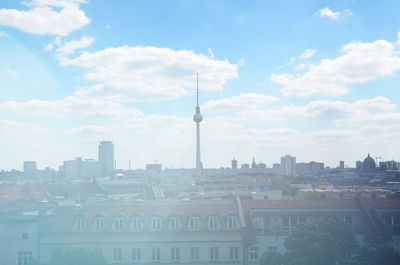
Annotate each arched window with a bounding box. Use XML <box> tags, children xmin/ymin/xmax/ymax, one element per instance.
<box><xmin>113</xmin><ymin>215</ymin><xmax>125</xmax><ymax>231</ymax></box>
<box><xmin>227</xmin><ymin>213</ymin><xmax>239</xmax><ymax>230</ymax></box>
<box><xmin>169</xmin><ymin>214</ymin><xmax>182</xmax><ymax>230</ymax></box>
<box><xmin>75</xmin><ymin>216</ymin><xmax>87</xmax><ymax>231</ymax></box>
<box><xmin>187</xmin><ymin>214</ymin><xmax>201</xmax><ymax>230</ymax></box>
<box><xmin>207</xmin><ymin>213</ymin><xmax>220</xmax><ymax>230</ymax></box>
<box><xmin>131</xmin><ymin>214</ymin><xmax>144</xmax><ymax>231</ymax></box>
<box><xmin>151</xmin><ymin>214</ymin><xmax>162</xmax><ymax>231</ymax></box>
<box><xmin>94</xmin><ymin>215</ymin><xmax>106</xmax><ymax>231</ymax></box>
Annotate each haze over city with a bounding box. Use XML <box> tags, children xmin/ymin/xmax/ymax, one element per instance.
<box><xmin>1</xmin><ymin>1</ymin><xmax>400</xmax><ymax>170</ymax></box>
<box><xmin>2</xmin><ymin>2</ymin><xmax>400</xmax><ymax>265</ymax></box>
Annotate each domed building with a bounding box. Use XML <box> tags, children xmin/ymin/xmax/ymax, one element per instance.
<box><xmin>363</xmin><ymin>153</ymin><xmax>376</xmax><ymax>171</ymax></box>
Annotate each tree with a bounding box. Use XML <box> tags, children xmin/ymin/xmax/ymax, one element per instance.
<box><xmin>260</xmin><ymin>250</ymin><xmax>286</xmax><ymax>265</ymax></box>
<box><xmin>274</xmin><ymin>181</ymin><xmax>299</xmax><ymax>198</ymax></box>
<box><xmin>261</xmin><ymin>213</ymin><xmax>358</xmax><ymax>265</ymax></box>
<box><xmin>43</xmin><ymin>248</ymin><xmax>106</xmax><ymax>265</ymax></box>
<box><xmin>354</xmin><ymin>243</ymin><xmax>400</xmax><ymax>265</ymax></box>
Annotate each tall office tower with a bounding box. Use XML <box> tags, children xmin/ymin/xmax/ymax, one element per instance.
<box><xmin>99</xmin><ymin>141</ymin><xmax>114</xmax><ymax>176</ymax></box>
<box><xmin>280</xmin><ymin>155</ymin><xmax>296</xmax><ymax>177</ymax></box>
<box><xmin>193</xmin><ymin>74</ymin><xmax>203</xmax><ymax>177</ymax></box>
<box><xmin>339</xmin><ymin>160</ymin><xmax>345</xmax><ymax>169</ymax></box>
<box><xmin>232</xmin><ymin>158</ymin><xmax>238</xmax><ymax>169</ymax></box>
<box><xmin>23</xmin><ymin>161</ymin><xmax>37</xmax><ymax>176</ymax></box>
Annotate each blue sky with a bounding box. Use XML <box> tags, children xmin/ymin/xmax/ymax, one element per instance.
<box><xmin>1</xmin><ymin>0</ymin><xmax>400</xmax><ymax>170</ymax></box>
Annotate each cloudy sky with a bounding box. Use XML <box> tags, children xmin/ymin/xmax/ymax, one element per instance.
<box><xmin>1</xmin><ymin>0</ymin><xmax>400</xmax><ymax>170</ymax></box>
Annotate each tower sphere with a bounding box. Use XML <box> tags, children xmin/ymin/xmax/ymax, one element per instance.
<box><xmin>193</xmin><ymin>113</ymin><xmax>203</xmax><ymax>123</ymax></box>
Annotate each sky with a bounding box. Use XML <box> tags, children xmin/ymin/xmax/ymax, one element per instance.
<box><xmin>1</xmin><ymin>0</ymin><xmax>400</xmax><ymax>170</ymax></box>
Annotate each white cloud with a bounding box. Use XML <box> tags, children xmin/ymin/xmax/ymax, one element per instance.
<box><xmin>44</xmin><ymin>43</ymin><xmax>54</xmax><ymax>51</ymax></box>
<box><xmin>207</xmin><ymin>48</ymin><xmax>214</xmax><ymax>58</ymax></box>
<box><xmin>299</xmin><ymin>48</ymin><xmax>316</xmax><ymax>59</ymax></box>
<box><xmin>61</xmin><ymin>45</ymin><xmax>238</xmax><ymax>102</ymax></box>
<box><xmin>295</xmin><ymin>63</ymin><xmax>308</xmax><ymax>71</ymax></box>
<box><xmin>271</xmin><ymin>39</ymin><xmax>400</xmax><ymax>97</ymax></box>
<box><xmin>281</xmin><ymin>96</ymin><xmax>397</xmax><ymax>125</ymax></box>
<box><xmin>4</xmin><ymin>69</ymin><xmax>19</xmax><ymax>78</ymax></box>
<box><xmin>315</xmin><ymin>7</ymin><xmax>352</xmax><ymax>20</ymax></box>
<box><xmin>0</xmin><ymin>0</ymin><xmax>90</xmax><ymax>36</ymax></box>
<box><xmin>0</xmin><ymin>30</ymin><xmax>9</xmax><ymax>37</ymax></box>
<box><xmin>202</xmin><ymin>93</ymin><xmax>279</xmax><ymax>113</ymax></box>
<box><xmin>56</xmin><ymin>35</ymin><xmax>94</xmax><ymax>55</ymax></box>
<box><xmin>397</xmin><ymin>31</ymin><xmax>400</xmax><ymax>46</ymax></box>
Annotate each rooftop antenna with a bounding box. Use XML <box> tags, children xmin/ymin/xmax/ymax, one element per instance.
<box><xmin>196</xmin><ymin>72</ymin><xmax>199</xmax><ymax>107</ymax></box>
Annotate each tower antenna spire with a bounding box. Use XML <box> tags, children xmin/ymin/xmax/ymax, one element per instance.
<box><xmin>196</xmin><ymin>72</ymin><xmax>199</xmax><ymax>107</ymax></box>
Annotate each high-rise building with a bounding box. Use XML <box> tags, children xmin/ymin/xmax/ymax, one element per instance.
<box><xmin>280</xmin><ymin>155</ymin><xmax>296</xmax><ymax>177</ymax></box>
<box><xmin>193</xmin><ymin>74</ymin><xmax>203</xmax><ymax>177</ymax></box>
<box><xmin>231</xmin><ymin>158</ymin><xmax>237</xmax><ymax>169</ymax></box>
<box><xmin>23</xmin><ymin>161</ymin><xmax>37</xmax><ymax>176</ymax></box>
<box><xmin>99</xmin><ymin>141</ymin><xmax>114</xmax><ymax>176</ymax></box>
<box><xmin>339</xmin><ymin>161</ymin><xmax>345</xmax><ymax>169</ymax></box>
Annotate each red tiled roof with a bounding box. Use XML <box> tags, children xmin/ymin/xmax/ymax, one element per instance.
<box><xmin>0</xmin><ymin>185</ymin><xmax>48</xmax><ymax>201</ymax></box>
<box><xmin>45</xmin><ymin>199</ymin><xmax>240</xmax><ymax>232</ymax></box>
<box><xmin>243</xmin><ymin>199</ymin><xmax>360</xmax><ymax>210</ymax></box>
<box><xmin>361</xmin><ymin>199</ymin><xmax>400</xmax><ymax>209</ymax></box>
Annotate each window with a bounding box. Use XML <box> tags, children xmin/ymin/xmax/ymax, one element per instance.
<box><xmin>191</xmin><ymin>247</ymin><xmax>199</xmax><ymax>263</ymax></box>
<box><xmin>210</xmin><ymin>247</ymin><xmax>219</xmax><ymax>262</ymax></box>
<box><xmin>151</xmin><ymin>216</ymin><xmax>162</xmax><ymax>231</ymax></box>
<box><xmin>131</xmin><ymin>216</ymin><xmax>143</xmax><ymax>230</ymax></box>
<box><xmin>17</xmin><ymin>251</ymin><xmax>32</xmax><ymax>265</ymax></box>
<box><xmin>227</xmin><ymin>215</ymin><xmax>238</xmax><ymax>230</ymax></box>
<box><xmin>152</xmin><ymin>247</ymin><xmax>160</xmax><ymax>263</ymax></box>
<box><xmin>208</xmin><ymin>215</ymin><xmax>220</xmax><ymax>230</ymax></box>
<box><xmin>254</xmin><ymin>216</ymin><xmax>263</xmax><ymax>234</ymax></box>
<box><xmin>171</xmin><ymin>247</ymin><xmax>180</xmax><ymax>262</ymax></box>
<box><xmin>249</xmin><ymin>246</ymin><xmax>258</xmax><ymax>261</ymax></box>
<box><xmin>188</xmin><ymin>216</ymin><xmax>201</xmax><ymax>230</ymax></box>
<box><xmin>282</xmin><ymin>216</ymin><xmax>289</xmax><ymax>234</ymax></box>
<box><xmin>268</xmin><ymin>246</ymin><xmax>277</xmax><ymax>251</ymax></box>
<box><xmin>254</xmin><ymin>216</ymin><xmax>270</xmax><ymax>234</ymax></box>
<box><xmin>169</xmin><ymin>215</ymin><xmax>181</xmax><ymax>230</ymax></box>
<box><xmin>21</xmin><ymin>233</ymin><xmax>29</xmax><ymax>240</ymax></box>
<box><xmin>132</xmin><ymin>248</ymin><xmax>141</xmax><ymax>262</ymax></box>
<box><xmin>113</xmin><ymin>216</ymin><xmax>125</xmax><ymax>231</ymax></box>
<box><xmin>113</xmin><ymin>248</ymin><xmax>122</xmax><ymax>261</ymax></box>
<box><xmin>94</xmin><ymin>217</ymin><xmax>106</xmax><ymax>231</ymax></box>
<box><xmin>230</xmin><ymin>247</ymin><xmax>238</xmax><ymax>261</ymax></box>
<box><xmin>75</xmin><ymin>216</ymin><xmax>86</xmax><ymax>230</ymax></box>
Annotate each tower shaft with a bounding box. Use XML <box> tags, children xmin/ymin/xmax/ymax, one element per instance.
<box><xmin>196</xmin><ymin>122</ymin><xmax>201</xmax><ymax>176</ymax></box>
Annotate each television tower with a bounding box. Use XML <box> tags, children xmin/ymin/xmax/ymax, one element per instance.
<box><xmin>193</xmin><ymin>73</ymin><xmax>203</xmax><ymax>177</ymax></box>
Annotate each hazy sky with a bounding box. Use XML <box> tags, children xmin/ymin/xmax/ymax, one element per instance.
<box><xmin>1</xmin><ymin>0</ymin><xmax>400</xmax><ymax>170</ymax></box>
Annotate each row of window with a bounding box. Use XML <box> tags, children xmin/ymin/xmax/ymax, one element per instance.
<box><xmin>109</xmin><ymin>246</ymin><xmax>252</xmax><ymax>262</ymax></box>
<box><xmin>253</xmin><ymin>215</ymin><xmax>354</xmax><ymax>235</ymax></box>
<box><xmin>75</xmin><ymin>214</ymin><xmax>240</xmax><ymax>231</ymax></box>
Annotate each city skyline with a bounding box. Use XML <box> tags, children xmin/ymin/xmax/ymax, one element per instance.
<box><xmin>1</xmin><ymin>1</ymin><xmax>400</xmax><ymax>170</ymax></box>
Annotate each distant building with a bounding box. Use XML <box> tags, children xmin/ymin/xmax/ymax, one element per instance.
<box><xmin>340</xmin><ymin>161</ymin><xmax>345</xmax><ymax>169</ymax></box>
<box><xmin>63</xmin><ymin>157</ymin><xmax>101</xmax><ymax>179</ymax></box>
<box><xmin>231</xmin><ymin>158</ymin><xmax>237</xmax><ymax>169</ymax></box>
<box><xmin>363</xmin><ymin>154</ymin><xmax>376</xmax><ymax>171</ymax></box>
<box><xmin>23</xmin><ymin>161</ymin><xmax>37</xmax><ymax>176</ymax></box>
<box><xmin>281</xmin><ymin>155</ymin><xmax>296</xmax><ymax>177</ymax></box>
<box><xmin>356</xmin><ymin>161</ymin><xmax>363</xmax><ymax>171</ymax></box>
<box><xmin>99</xmin><ymin>141</ymin><xmax>115</xmax><ymax>176</ymax></box>
<box><xmin>146</xmin><ymin>163</ymin><xmax>162</xmax><ymax>172</ymax></box>
<box><xmin>241</xmin><ymin>163</ymin><xmax>250</xmax><ymax>169</ymax></box>
<box><xmin>310</xmin><ymin>161</ymin><xmax>324</xmax><ymax>174</ymax></box>
<box><xmin>296</xmin><ymin>161</ymin><xmax>324</xmax><ymax>176</ymax></box>
<box><xmin>251</xmin><ymin>157</ymin><xmax>257</xmax><ymax>168</ymax></box>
